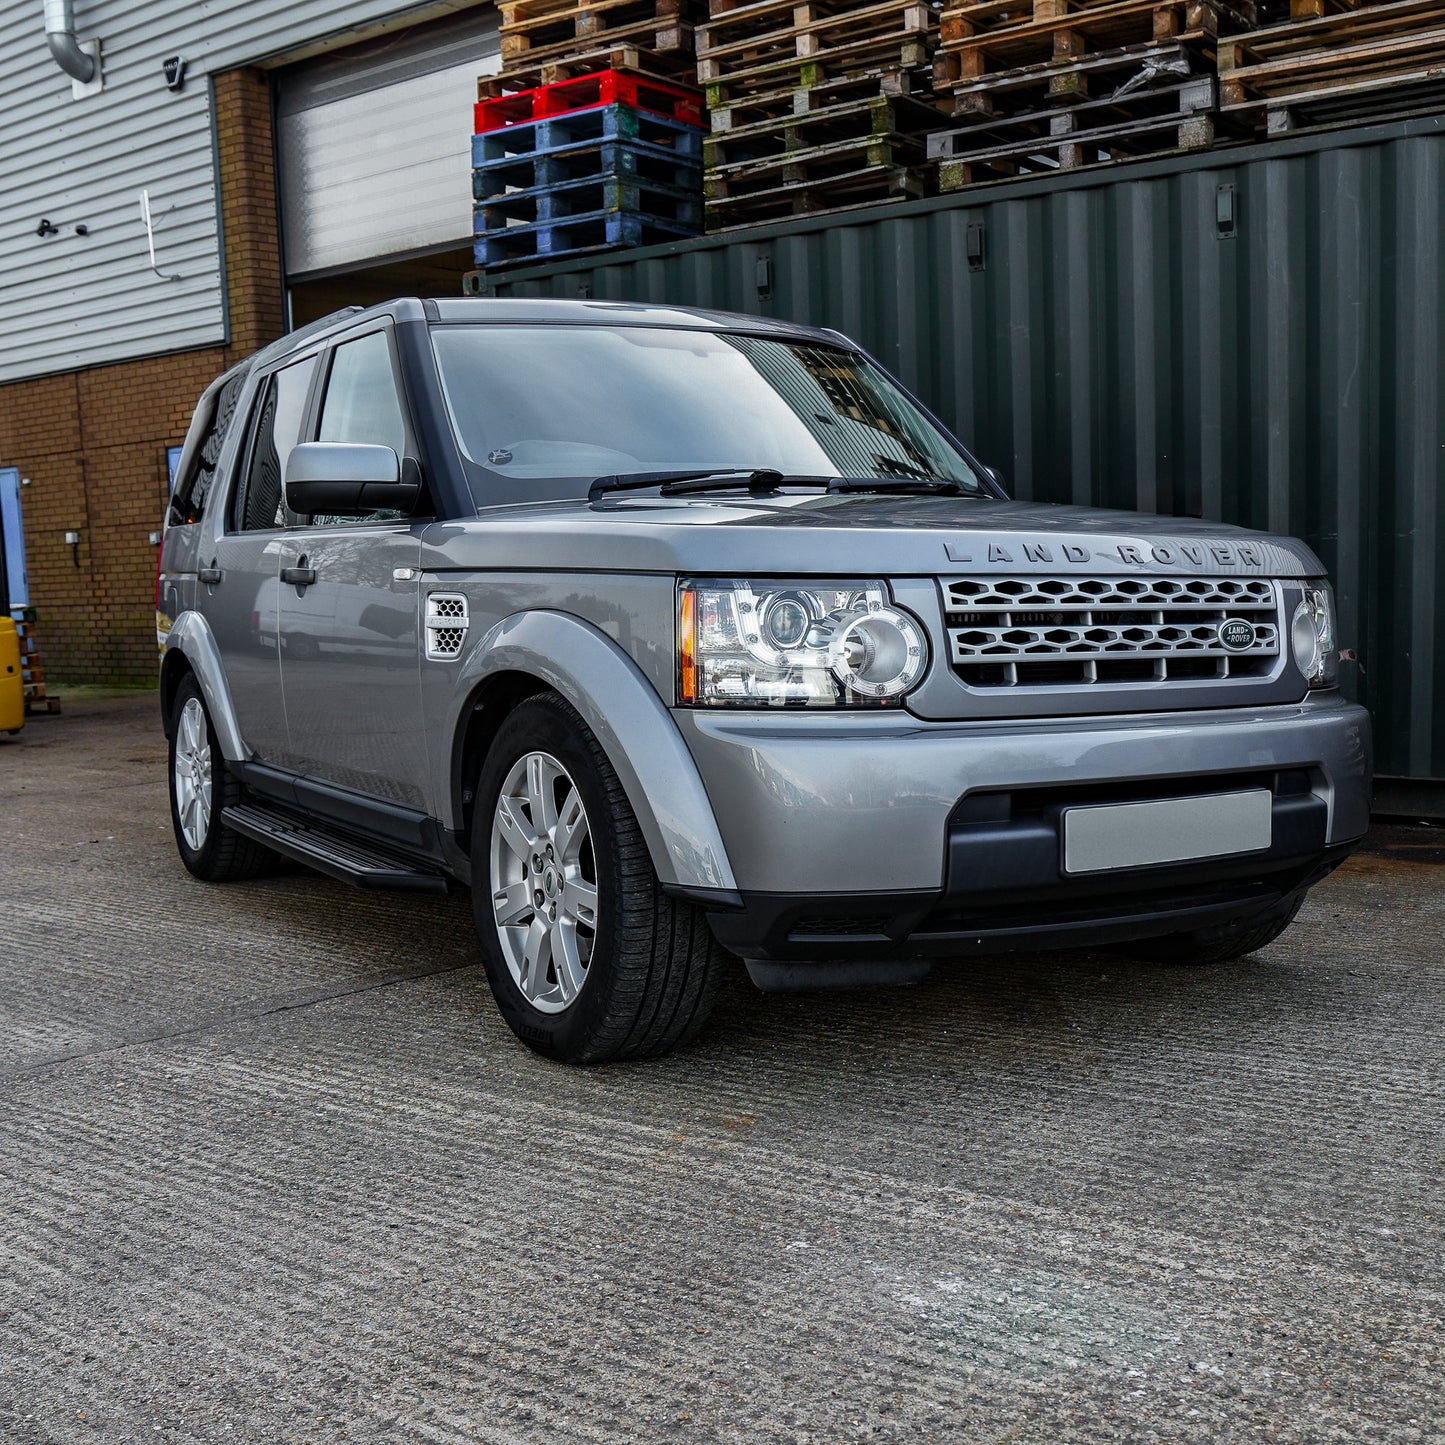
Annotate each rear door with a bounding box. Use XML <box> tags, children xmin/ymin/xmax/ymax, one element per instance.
<box><xmin>201</xmin><ymin>356</ymin><xmax>318</xmax><ymax>764</ymax></box>
<box><xmin>275</xmin><ymin>324</ymin><xmax>429</xmax><ymax>809</ymax></box>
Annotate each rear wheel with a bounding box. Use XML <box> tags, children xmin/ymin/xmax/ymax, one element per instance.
<box><xmin>1120</xmin><ymin>893</ymin><xmax>1305</xmax><ymax>965</ymax></box>
<box><xmin>168</xmin><ymin>674</ymin><xmax>275</xmax><ymax>882</ymax></box>
<box><xmin>472</xmin><ymin>694</ymin><xmax>724</xmax><ymax>1064</ymax></box>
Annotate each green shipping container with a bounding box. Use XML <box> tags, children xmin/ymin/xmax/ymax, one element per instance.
<box><xmin>474</xmin><ymin>114</ymin><xmax>1445</xmax><ymax>810</ymax></box>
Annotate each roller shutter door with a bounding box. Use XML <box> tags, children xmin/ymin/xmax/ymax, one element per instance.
<box><xmin>276</xmin><ymin>11</ymin><xmax>500</xmax><ymax>279</ymax></box>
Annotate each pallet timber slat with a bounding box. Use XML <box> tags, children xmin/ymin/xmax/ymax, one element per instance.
<box><xmin>693</xmin><ymin>0</ymin><xmax>941</xmax><ymax>226</ymax></box>
<box><xmin>499</xmin><ymin>0</ymin><xmax>699</xmax><ymax>65</ymax></box>
<box><xmin>930</xmin><ymin>75</ymin><xmax>1216</xmax><ymax>182</ymax></box>
<box><xmin>1217</xmin><ymin>0</ymin><xmax>1445</xmax><ymax>129</ymax></box>
<box><xmin>932</xmin><ymin>0</ymin><xmax>1251</xmax><ymax>108</ymax></box>
<box><xmin>479</xmin><ymin>45</ymin><xmax>699</xmax><ymax>99</ymax></box>
<box><xmin>704</xmin><ymin>92</ymin><xmax>942</xmax><ymax>166</ymax></box>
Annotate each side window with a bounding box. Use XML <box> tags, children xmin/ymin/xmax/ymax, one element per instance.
<box><xmin>233</xmin><ymin>357</ymin><xmax>317</xmax><ymax>532</ymax></box>
<box><xmin>318</xmin><ymin>332</ymin><xmax>406</xmax><ymax>454</ymax></box>
<box><xmin>305</xmin><ymin>331</ymin><xmax>409</xmax><ymax>527</ymax></box>
<box><xmin>171</xmin><ymin>370</ymin><xmax>245</xmax><ymax>524</ymax></box>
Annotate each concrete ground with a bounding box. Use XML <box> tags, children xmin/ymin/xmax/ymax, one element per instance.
<box><xmin>1</xmin><ymin>691</ymin><xmax>1441</xmax><ymax>1445</ymax></box>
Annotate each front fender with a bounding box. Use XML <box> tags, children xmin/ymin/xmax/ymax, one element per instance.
<box><xmin>161</xmin><ymin>612</ymin><xmax>246</xmax><ymax>762</ymax></box>
<box><xmin>443</xmin><ymin>611</ymin><xmax>737</xmax><ymax>893</ymax></box>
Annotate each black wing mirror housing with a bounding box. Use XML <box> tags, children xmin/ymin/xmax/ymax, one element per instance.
<box><xmin>284</xmin><ymin>442</ymin><xmax>419</xmax><ymax>515</ymax></box>
<box><xmin>979</xmin><ymin>463</ymin><xmax>1008</xmax><ymax>496</ymax></box>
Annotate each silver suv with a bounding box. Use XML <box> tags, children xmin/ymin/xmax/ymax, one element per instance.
<box><xmin>158</xmin><ymin>298</ymin><xmax>1372</xmax><ymax>1063</ymax></box>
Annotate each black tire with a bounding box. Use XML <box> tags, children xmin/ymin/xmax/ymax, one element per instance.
<box><xmin>471</xmin><ymin>693</ymin><xmax>724</xmax><ymax>1064</ymax></box>
<box><xmin>1120</xmin><ymin>893</ymin><xmax>1305</xmax><ymax>965</ymax></box>
<box><xmin>168</xmin><ymin>673</ymin><xmax>276</xmax><ymax>883</ymax></box>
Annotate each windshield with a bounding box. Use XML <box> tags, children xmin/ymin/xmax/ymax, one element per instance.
<box><xmin>429</xmin><ymin>324</ymin><xmax>983</xmax><ymax>500</ymax></box>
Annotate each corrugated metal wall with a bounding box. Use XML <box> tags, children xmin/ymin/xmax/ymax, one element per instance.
<box><xmin>277</xmin><ymin>10</ymin><xmax>500</xmax><ymax>278</ymax></box>
<box><xmin>481</xmin><ymin>117</ymin><xmax>1445</xmax><ymax>786</ymax></box>
<box><xmin>0</xmin><ymin>0</ymin><xmax>494</xmax><ymax>384</ymax></box>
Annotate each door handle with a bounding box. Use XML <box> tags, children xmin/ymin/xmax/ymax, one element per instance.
<box><xmin>198</xmin><ymin>562</ymin><xmax>222</xmax><ymax>585</ymax></box>
<box><xmin>281</xmin><ymin>564</ymin><xmax>317</xmax><ymax>587</ymax></box>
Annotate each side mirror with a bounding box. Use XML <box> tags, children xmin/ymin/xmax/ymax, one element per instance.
<box><xmin>284</xmin><ymin>442</ymin><xmax>418</xmax><ymax>516</ymax></box>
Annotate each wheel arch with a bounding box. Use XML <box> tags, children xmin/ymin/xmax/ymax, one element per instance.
<box><xmin>443</xmin><ymin>611</ymin><xmax>737</xmax><ymax>894</ymax></box>
<box><xmin>159</xmin><ymin>612</ymin><xmax>247</xmax><ymax>760</ymax></box>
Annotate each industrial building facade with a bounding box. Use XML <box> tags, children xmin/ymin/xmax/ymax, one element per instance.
<box><xmin>1</xmin><ymin>0</ymin><xmax>1440</xmax><ymax>803</ymax></box>
<box><xmin>0</xmin><ymin>0</ymin><xmax>499</xmax><ymax>683</ymax></box>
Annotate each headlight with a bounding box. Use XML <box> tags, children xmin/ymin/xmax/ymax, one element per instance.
<box><xmin>678</xmin><ymin>578</ymin><xmax>929</xmax><ymax>707</ymax></box>
<box><xmin>1291</xmin><ymin>583</ymin><xmax>1338</xmax><ymax>688</ymax></box>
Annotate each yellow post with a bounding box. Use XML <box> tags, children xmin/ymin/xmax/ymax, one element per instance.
<box><xmin>0</xmin><ymin>617</ymin><xmax>24</xmax><ymax>734</ymax></box>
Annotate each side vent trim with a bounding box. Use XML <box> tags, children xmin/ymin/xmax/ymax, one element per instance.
<box><xmin>425</xmin><ymin>592</ymin><xmax>469</xmax><ymax>661</ymax></box>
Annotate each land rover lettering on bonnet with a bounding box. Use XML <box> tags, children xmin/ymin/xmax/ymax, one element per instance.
<box><xmin>157</xmin><ymin>298</ymin><xmax>1372</xmax><ymax>1064</ymax></box>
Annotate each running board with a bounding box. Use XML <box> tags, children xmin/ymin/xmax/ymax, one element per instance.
<box><xmin>223</xmin><ymin>803</ymin><xmax>450</xmax><ymax>894</ymax></box>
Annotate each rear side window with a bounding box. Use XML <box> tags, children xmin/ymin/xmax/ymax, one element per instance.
<box><xmin>171</xmin><ymin>370</ymin><xmax>245</xmax><ymax>524</ymax></box>
<box><xmin>233</xmin><ymin>357</ymin><xmax>317</xmax><ymax>531</ymax></box>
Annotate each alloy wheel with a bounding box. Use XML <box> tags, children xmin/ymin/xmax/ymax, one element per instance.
<box><xmin>173</xmin><ymin>695</ymin><xmax>213</xmax><ymax>851</ymax></box>
<box><xmin>489</xmin><ymin>750</ymin><xmax>599</xmax><ymax>1014</ymax></box>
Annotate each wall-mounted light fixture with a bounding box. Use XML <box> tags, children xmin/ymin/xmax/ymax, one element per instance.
<box><xmin>148</xmin><ymin>531</ymin><xmax>162</xmax><ymax>546</ymax></box>
<box><xmin>35</xmin><ymin>219</ymin><xmax>90</xmax><ymax>239</ymax></box>
<box><xmin>63</xmin><ymin>530</ymin><xmax>81</xmax><ymax>567</ymax></box>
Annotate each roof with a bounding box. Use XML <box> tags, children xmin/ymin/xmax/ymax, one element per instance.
<box><xmin>238</xmin><ymin>296</ymin><xmax>857</xmax><ymax>375</ymax></box>
<box><xmin>423</xmin><ymin>296</ymin><xmax>853</xmax><ymax>347</ymax></box>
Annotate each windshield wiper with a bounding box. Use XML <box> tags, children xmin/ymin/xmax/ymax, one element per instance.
<box><xmin>589</xmin><ymin>468</ymin><xmax>825</xmax><ymax>501</ymax></box>
<box><xmin>826</xmin><ymin>477</ymin><xmax>969</xmax><ymax>496</ymax></box>
<box><xmin>588</xmin><ymin>468</ymin><xmax>974</xmax><ymax>503</ymax></box>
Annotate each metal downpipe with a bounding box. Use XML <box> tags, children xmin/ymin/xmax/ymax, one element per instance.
<box><xmin>44</xmin><ymin>0</ymin><xmax>96</xmax><ymax>83</ymax></box>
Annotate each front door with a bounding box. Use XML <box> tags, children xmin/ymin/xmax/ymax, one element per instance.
<box><xmin>202</xmin><ymin>356</ymin><xmax>318</xmax><ymax>764</ymax></box>
<box><xmin>276</xmin><ymin>327</ymin><xmax>430</xmax><ymax>810</ymax></box>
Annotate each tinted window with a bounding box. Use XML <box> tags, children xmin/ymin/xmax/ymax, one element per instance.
<box><xmin>171</xmin><ymin>370</ymin><xmax>246</xmax><ymax>524</ymax></box>
<box><xmin>318</xmin><ymin>332</ymin><xmax>406</xmax><ymax>453</ymax></box>
<box><xmin>234</xmin><ymin>358</ymin><xmax>316</xmax><ymax>531</ymax></box>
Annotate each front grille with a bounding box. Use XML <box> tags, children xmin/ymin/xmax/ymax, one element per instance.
<box><xmin>944</xmin><ymin>576</ymin><xmax>1280</xmax><ymax>689</ymax></box>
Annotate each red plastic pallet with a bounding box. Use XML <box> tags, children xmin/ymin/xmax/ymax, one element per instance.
<box><xmin>475</xmin><ymin>67</ymin><xmax>705</xmax><ymax>133</ymax></box>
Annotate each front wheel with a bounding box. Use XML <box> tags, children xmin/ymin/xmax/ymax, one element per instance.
<box><xmin>1120</xmin><ymin>893</ymin><xmax>1305</xmax><ymax>965</ymax></box>
<box><xmin>472</xmin><ymin>694</ymin><xmax>724</xmax><ymax>1064</ymax></box>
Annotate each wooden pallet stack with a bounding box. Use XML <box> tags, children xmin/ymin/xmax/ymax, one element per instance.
<box><xmin>472</xmin><ymin>1</ymin><xmax>710</xmax><ymax>271</ymax></box>
<box><xmin>13</xmin><ymin>609</ymin><xmax>60</xmax><ymax>716</ymax></box>
<box><xmin>928</xmin><ymin>0</ymin><xmax>1256</xmax><ymax>186</ymax></box>
<box><xmin>472</xmin><ymin>70</ymin><xmax>707</xmax><ymax>268</ymax></box>
<box><xmin>485</xmin><ymin>0</ymin><xmax>706</xmax><ymax>97</ymax></box>
<box><xmin>1218</xmin><ymin>0</ymin><xmax>1445</xmax><ymax>134</ymax></box>
<box><xmin>696</xmin><ymin>0</ymin><xmax>945</xmax><ymax>227</ymax></box>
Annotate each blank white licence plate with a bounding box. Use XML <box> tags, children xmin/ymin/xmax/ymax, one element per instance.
<box><xmin>1062</xmin><ymin>789</ymin><xmax>1273</xmax><ymax>875</ymax></box>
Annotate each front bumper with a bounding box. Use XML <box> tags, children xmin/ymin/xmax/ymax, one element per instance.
<box><xmin>674</xmin><ymin>692</ymin><xmax>1372</xmax><ymax>959</ymax></box>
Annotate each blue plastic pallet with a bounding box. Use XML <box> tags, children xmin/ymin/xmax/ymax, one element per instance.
<box><xmin>473</xmin><ymin>208</ymin><xmax>702</xmax><ymax>270</ymax></box>
<box><xmin>471</xmin><ymin>101</ymin><xmax>705</xmax><ymax>166</ymax></box>
<box><xmin>476</xmin><ymin>172</ymin><xmax>703</xmax><ymax>232</ymax></box>
<box><xmin>473</xmin><ymin>135</ymin><xmax>702</xmax><ymax>201</ymax></box>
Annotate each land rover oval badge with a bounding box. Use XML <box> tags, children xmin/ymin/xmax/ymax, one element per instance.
<box><xmin>1219</xmin><ymin>618</ymin><xmax>1257</xmax><ymax>650</ymax></box>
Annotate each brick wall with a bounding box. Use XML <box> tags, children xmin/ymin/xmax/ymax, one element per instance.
<box><xmin>0</xmin><ymin>68</ymin><xmax>285</xmax><ymax>686</ymax></box>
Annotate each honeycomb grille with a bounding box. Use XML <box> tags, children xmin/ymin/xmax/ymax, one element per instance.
<box><xmin>944</xmin><ymin>576</ymin><xmax>1280</xmax><ymax>689</ymax></box>
<box><xmin>425</xmin><ymin>593</ymin><xmax>469</xmax><ymax>661</ymax></box>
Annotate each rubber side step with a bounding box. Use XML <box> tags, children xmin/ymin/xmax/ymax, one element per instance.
<box><xmin>222</xmin><ymin>803</ymin><xmax>450</xmax><ymax>894</ymax></box>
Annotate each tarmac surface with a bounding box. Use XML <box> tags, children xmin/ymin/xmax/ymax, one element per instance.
<box><xmin>1</xmin><ymin>690</ymin><xmax>1441</xmax><ymax>1445</ymax></box>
